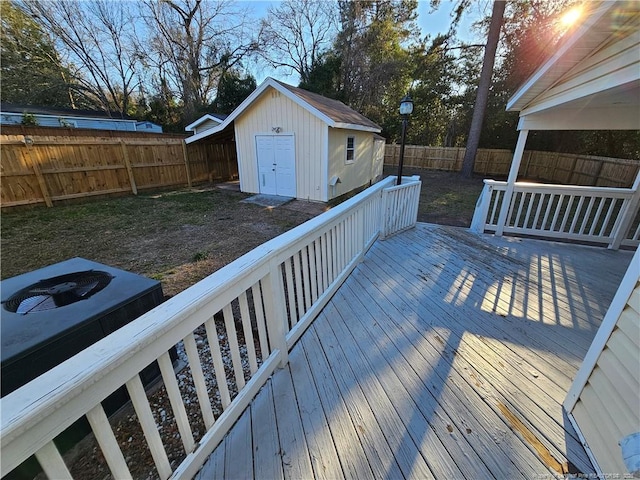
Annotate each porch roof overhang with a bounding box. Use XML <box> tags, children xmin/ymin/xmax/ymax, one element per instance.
<box><xmin>507</xmin><ymin>1</ymin><xmax>640</xmax><ymax>131</ymax></box>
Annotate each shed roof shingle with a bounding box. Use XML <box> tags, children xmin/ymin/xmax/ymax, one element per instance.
<box><xmin>274</xmin><ymin>80</ymin><xmax>381</xmax><ymax>130</ymax></box>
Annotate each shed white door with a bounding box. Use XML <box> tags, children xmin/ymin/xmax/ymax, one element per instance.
<box><xmin>256</xmin><ymin>135</ymin><xmax>296</xmax><ymax>197</ymax></box>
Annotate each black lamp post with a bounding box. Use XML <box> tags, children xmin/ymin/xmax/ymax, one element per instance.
<box><xmin>396</xmin><ymin>94</ymin><xmax>414</xmax><ymax>185</ymax></box>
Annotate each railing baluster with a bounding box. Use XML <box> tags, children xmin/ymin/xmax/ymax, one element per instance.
<box><xmin>251</xmin><ymin>282</ymin><xmax>270</xmax><ymax>361</ymax></box>
<box><xmin>222</xmin><ymin>304</ymin><xmax>245</xmax><ymax>390</ymax></box>
<box><xmin>308</xmin><ymin>242</ymin><xmax>318</xmax><ymax>303</ymax></box>
<box><xmin>158</xmin><ymin>352</ymin><xmax>195</xmax><ymax>453</ymax></box>
<box><xmin>34</xmin><ymin>441</ymin><xmax>72</xmax><ymax>480</ymax></box>
<box><xmin>559</xmin><ymin>195</ymin><xmax>576</xmax><ymax>233</ymax></box>
<box><xmin>550</xmin><ymin>194</ymin><xmax>565</xmax><ymax>232</ymax></box>
<box><xmin>331</xmin><ymin>225</ymin><xmax>338</xmax><ymax>283</ymax></box>
<box><xmin>599</xmin><ymin>198</ymin><xmax>618</xmax><ymax>237</ymax></box>
<box><xmin>522</xmin><ymin>192</ymin><xmax>537</xmax><ymax>229</ymax></box>
<box><xmin>321</xmin><ymin>232</ymin><xmax>330</xmax><ymax>291</ymax></box>
<box><xmin>568</xmin><ymin>195</ymin><xmax>586</xmax><ymax>234</ymax></box>
<box><xmin>578</xmin><ymin>196</ymin><xmax>596</xmax><ymax>235</ymax></box>
<box><xmin>182</xmin><ymin>332</ymin><xmax>215</xmax><ymax>428</ymax></box>
<box><xmin>238</xmin><ymin>291</ymin><xmax>258</xmax><ymax>374</ymax></box>
<box><xmin>314</xmin><ymin>238</ymin><xmax>323</xmax><ymax>297</ymax></box>
<box><xmin>293</xmin><ymin>252</ymin><xmax>305</xmax><ymax>319</ymax></box>
<box><xmin>204</xmin><ymin>316</ymin><xmax>232</xmax><ymax>409</ymax></box>
<box><xmin>541</xmin><ymin>193</ymin><xmax>554</xmax><ymax>230</ymax></box>
<box><xmin>589</xmin><ymin>197</ymin><xmax>606</xmax><ymax>236</ymax></box>
<box><xmin>490</xmin><ymin>189</ymin><xmax>501</xmax><ymax>225</ymax></box>
<box><xmin>86</xmin><ymin>404</ymin><xmax>133</xmax><ymax>480</ymax></box>
<box><xmin>531</xmin><ymin>193</ymin><xmax>544</xmax><ymax>230</ymax></box>
<box><xmin>506</xmin><ymin>190</ymin><xmax>518</xmax><ymax>228</ymax></box>
<box><xmin>126</xmin><ymin>375</ymin><xmax>172</xmax><ymax>480</ymax></box>
<box><xmin>284</xmin><ymin>259</ymin><xmax>297</xmax><ymax>328</ymax></box>
<box><xmin>301</xmin><ymin>245</ymin><xmax>313</xmax><ymax>310</ymax></box>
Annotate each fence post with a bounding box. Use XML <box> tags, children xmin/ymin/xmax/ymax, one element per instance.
<box><xmin>181</xmin><ymin>141</ymin><xmax>192</xmax><ymax>188</ymax></box>
<box><xmin>120</xmin><ymin>140</ymin><xmax>138</xmax><ymax>195</ymax></box>
<box><xmin>470</xmin><ymin>182</ymin><xmax>492</xmax><ymax>233</ymax></box>
<box><xmin>261</xmin><ymin>260</ymin><xmax>289</xmax><ymax>368</ymax></box>
<box><xmin>23</xmin><ymin>137</ymin><xmax>53</xmax><ymax>207</ymax></box>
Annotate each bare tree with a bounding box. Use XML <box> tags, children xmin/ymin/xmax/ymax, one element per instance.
<box><xmin>22</xmin><ymin>0</ymin><xmax>141</xmax><ymax>116</ymax></box>
<box><xmin>140</xmin><ymin>0</ymin><xmax>258</xmax><ymax>124</ymax></box>
<box><xmin>460</xmin><ymin>0</ymin><xmax>506</xmax><ymax>177</ymax></box>
<box><xmin>258</xmin><ymin>0</ymin><xmax>337</xmax><ymax>84</ymax></box>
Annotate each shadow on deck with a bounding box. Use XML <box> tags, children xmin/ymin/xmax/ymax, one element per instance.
<box><xmin>197</xmin><ymin>223</ymin><xmax>633</xmax><ymax>479</ymax></box>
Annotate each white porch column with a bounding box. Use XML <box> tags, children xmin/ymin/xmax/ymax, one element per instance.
<box><xmin>609</xmin><ymin>169</ymin><xmax>640</xmax><ymax>250</ymax></box>
<box><xmin>495</xmin><ymin>129</ymin><xmax>529</xmax><ymax>236</ymax></box>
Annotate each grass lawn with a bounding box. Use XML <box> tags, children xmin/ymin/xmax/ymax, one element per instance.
<box><xmin>2</xmin><ymin>170</ymin><xmax>486</xmax><ymax>296</ymax></box>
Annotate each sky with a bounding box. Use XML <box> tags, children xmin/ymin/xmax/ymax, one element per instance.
<box><xmin>243</xmin><ymin>0</ymin><xmax>484</xmax><ymax>84</ymax></box>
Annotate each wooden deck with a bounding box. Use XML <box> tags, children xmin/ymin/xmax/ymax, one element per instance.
<box><xmin>196</xmin><ymin>223</ymin><xmax>634</xmax><ymax>479</ymax></box>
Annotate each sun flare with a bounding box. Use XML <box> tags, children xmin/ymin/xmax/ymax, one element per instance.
<box><xmin>560</xmin><ymin>6</ymin><xmax>583</xmax><ymax>27</ymax></box>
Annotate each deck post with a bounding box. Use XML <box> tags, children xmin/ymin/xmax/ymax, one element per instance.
<box><xmin>262</xmin><ymin>259</ymin><xmax>289</xmax><ymax>368</ymax></box>
<box><xmin>470</xmin><ymin>181</ymin><xmax>492</xmax><ymax>233</ymax></box>
<box><xmin>495</xmin><ymin>129</ymin><xmax>528</xmax><ymax>236</ymax></box>
<box><xmin>609</xmin><ymin>169</ymin><xmax>640</xmax><ymax>250</ymax></box>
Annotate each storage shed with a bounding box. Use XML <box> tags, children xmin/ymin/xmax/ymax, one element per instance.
<box><xmin>185</xmin><ymin>78</ymin><xmax>384</xmax><ymax>202</ymax></box>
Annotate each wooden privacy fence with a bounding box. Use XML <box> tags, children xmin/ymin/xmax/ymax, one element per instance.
<box><xmin>0</xmin><ymin>128</ymin><xmax>238</xmax><ymax>208</ymax></box>
<box><xmin>384</xmin><ymin>144</ymin><xmax>639</xmax><ymax>188</ymax></box>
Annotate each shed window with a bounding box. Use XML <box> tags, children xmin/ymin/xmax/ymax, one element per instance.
<box><xmin>345</xmin><ymin>136</ymin><xmax>355</xmax><ymax>164</ymax></box>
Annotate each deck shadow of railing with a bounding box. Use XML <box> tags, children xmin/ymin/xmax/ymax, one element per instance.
<box><xmin>323</xmin><ymin>223</ymin><xmax>630</xmax><ymax>477</ymax></box>
<box><xmin>0</xmin><ymin>175</ymin><xmax>421</xmax><ymax>480</ymax></box>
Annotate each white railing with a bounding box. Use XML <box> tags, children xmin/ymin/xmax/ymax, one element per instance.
<box><xmin>0</xmin><ymin>175</ymin><xmax>421</xmax><ymax>480</ymax></box>
<box><xmin>471</xmin><ymin>180</ymin><xmax>640</xmax><ymax>249</ymax></box>
<box><xmin>380</xmin><ymin>178</ymin><xmax>422</xmax><ymax>239</ymax></box>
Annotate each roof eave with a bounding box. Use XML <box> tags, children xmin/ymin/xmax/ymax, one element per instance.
<box><xmin>506</xmin><ymin>2</ymin><xmax>616</xmax><ymax>112</ymax></box>
<box><xmin>332</xmin><ymin>123</ymin><xmax>381</xmax><ymax>133</ymax></box>
<box><xmin>184</xmin><ymin>114</ymin><xmax>222</xmax><ymax>131</ymax></box>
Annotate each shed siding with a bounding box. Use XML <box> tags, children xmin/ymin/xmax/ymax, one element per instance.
<box><xmin>523</xmin><ymin>32</ymin><xmax>639</xmax><ymax>115</ymax></box>
<box><xmin>327</xmin><ymin>128</ymin><xmax>374</xmax><ymax>200</ymax></box>
<box><xmin>572</xmin><ymin>281</ymin><xmax>640</xmax><ymax>475</ymax></box>
<box><xmin>234</xmin><ymin>87</ymin><xmax>326</xmax><ymax>201</ymax></box>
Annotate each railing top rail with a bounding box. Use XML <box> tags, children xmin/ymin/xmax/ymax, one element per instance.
<box><xmin>1</xmin><ymin>176</ymin><xmax>398</xmax><ymax>453</ymax></box>
<box><xmin>483</xmin><ymin>179</ymin><xmax>634</xmax><ymax>196</ymax></box>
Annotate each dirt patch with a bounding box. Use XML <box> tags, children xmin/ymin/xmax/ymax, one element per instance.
<box><xmin>1</xmin><ymin>173</ymin><xmax>480</xmax><ymax>294</ymax></box>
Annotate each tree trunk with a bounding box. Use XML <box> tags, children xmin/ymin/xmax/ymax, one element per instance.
<box><xmin>461</xmin><ymin>0</ymin><xmax>506</xmax><ymax>178</ymax></box>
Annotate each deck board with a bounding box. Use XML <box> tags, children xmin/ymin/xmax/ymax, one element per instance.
<box><xmin>196</xmin><ymin>224</ymin><xmax>633</xmax><ymax>479</ymax></box>
<box><xmin>251</xmin><ymin>381</ymin><xmax>283</xmax><ymax>480</ymax></box>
